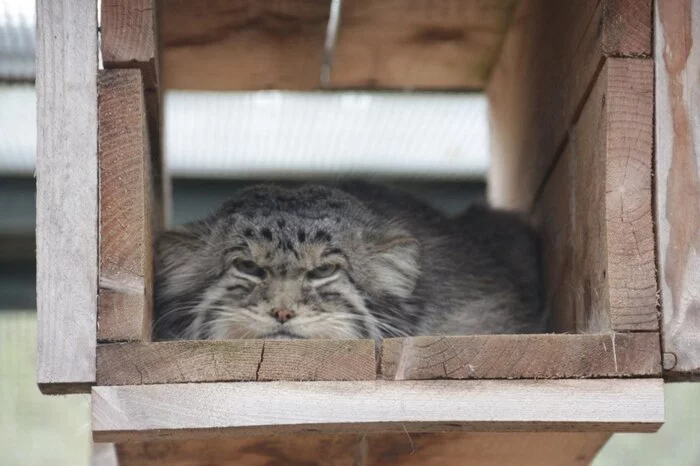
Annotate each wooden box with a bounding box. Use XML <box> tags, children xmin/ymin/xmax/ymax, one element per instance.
<box><xmin>35</xmin><ymin>1</ymin><xmax>700</xmax><ymax>465</ymax></box>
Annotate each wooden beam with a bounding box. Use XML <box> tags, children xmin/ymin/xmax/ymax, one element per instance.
<box><xmin>92</xmin><ymin>379</ymin><xmax>664</xmax><ymax>442</ymax></box>
<box><xmin>157</xmin><ymin>0</ymin><xmax>517</xmax><ymax>91</ymax></box>
<box><xmin>96</xmin><ymin>339</ymin><xmax>376</xmax><ymax>385</ymax></box>
<box><xmin>114</xmin><ymin>432</ymin><xmax>612</xmax><ymax>466</ymax></box>
<box><xmin>380</xmin><ymin>334</ymin><xmax>661</xmax><ymax>380</ymax></box>
<box><xmin>158</xmin><ymin>0</ymin><xmax>330</xmax><ymax>91</ymax></box>
<box><xmin>101</xmin><ymin>0</ymin><xmax>167</xmax><ymax>230</ymax></box>
<box><xmin>101</xmin><ymin>0</ymin><xmax>159</xmax><ymax>90</ymax></box>
<box><xmin>655</xmin><ymin>0</ymin><xmax>700</xmax><ymax>380</ymax></box>
<box><xmin>98</xmin><ymin>69</ymin><xmax>153</xmax><ymax>342</ymax></box>
<box><xmin>36</xmin><ymin>0</ymin><xmax>98</xmax><ymax>395</ymax></box>
<box><xmin>534</xmin><ymin>58</ymin><xmax>656</xmax><ymax>333</ymax></box>
<box><xmin>487</xmin><ymin>0</ymin><xmax>652</xmax><ymax>210</ymax></box>
<box><xmin>327</xmin><ymin>0</ymin><xmax>516</xmax><ymax>89</ymax></box>
<box><xmin>601</xmin><ymin>58</ymin><xmax>657</xmax><ymax>331</ymax></box>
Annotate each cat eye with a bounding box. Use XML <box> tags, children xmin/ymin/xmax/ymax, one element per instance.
<box><xmin>233</xmin><ymin>259</ymin><xmax>266</xmax><ymax>279</ymax></box>
<box><xmin>307</xmin><ymin>264</ymin><xmax>339</xmax><ymax>280</ymax></box>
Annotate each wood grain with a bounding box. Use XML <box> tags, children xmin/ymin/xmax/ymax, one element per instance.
<box><xmin>114</xmin><ymin>432</ymin><xmax>612</xmax><ymax>466</ymax></box>
<box><xmin>98</xmin><ymin>69</ymin><xmax>153</xmax><ymax>342</ymax></box>
<box><xmin>534</xmin><ymin>58</ymin><xmax>656</xmax><ymax>333</ymax></box>
<box><xmin>364</xmin><ymin>432</ymin><xmax>611</xmax><ymax>466</ymax></box>
<box><xmin>91</xmin><ymin>379</ymin><xmax>664</xmax><ymax>442</ymax></box>
<box><xmin>328</xmin><ymin>0</ymin><xmax>516</xmax><ymax>89</ymax></box>
<box><xmin>101</xmin><ymin>0</ymin><xmax>166</xmax><ymax>231</ymax></box>
<box><xmin>487</xmin><ymin>0</ymin><xmax>652</xmax><ymax>210</ymax></box>
<box><xmin>116</xmin><ymin>435</ymin><xmax>365</xmax><ymax>466</ymax></box>
<box><xmin>96</xmin><ymin>339</ymin><xmax>376</xmax><ymax>385</ymax></box>
<box><xmin>158</xmin><ymin>0</ymin><xmax>329</xmax><ymax>90</ymax></box>
<box><xmin>101</xmin><ymin>0</ymin><xmax>159</xmax><ymax>90</ymax></box>
<box><xmin>157</xmin><ymin>0</ymin><xmax>517</xmax><ymax>90</ymax></box>
<box><xmin>36</xmin><ymin>0</ymin><xmax>98</xmax><ymax>394</ymax></box>
<box><xmin>655</xmin><ymin>0</ymin><xmax>700</xmax><ymax>380</ymax></box>
<box><xmin>602</xmin><ymin>58</ymin><xmax>657</xmax><ymax>331</ymax></box>
<box><xmin>380</xmin><ymin>334</ymin><xmax>661</xmax><ymax>380</ymax></box>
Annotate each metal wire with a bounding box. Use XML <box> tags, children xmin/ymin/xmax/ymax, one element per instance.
<box><xmin>320</xmin><ymin>0</ymin><xmax>343</xmax><ymax>87</ymax></box>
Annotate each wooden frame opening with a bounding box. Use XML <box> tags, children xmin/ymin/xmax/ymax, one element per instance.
<box><xmin>37</xmin><ymin>1</ymin><xmax>700</xmax><ymax>463</ymax></box>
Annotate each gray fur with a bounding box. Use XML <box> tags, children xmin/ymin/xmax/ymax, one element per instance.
<box><xmin>154</xmin><ymin>182</ymin><xmax>546</xmax><ymax>340</ymax></box>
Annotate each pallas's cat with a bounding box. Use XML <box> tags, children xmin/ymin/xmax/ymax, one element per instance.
<box><xmin>154</xmin><ymin>183</ymin><xmax>546</xmax><ymax>340</ymax></box>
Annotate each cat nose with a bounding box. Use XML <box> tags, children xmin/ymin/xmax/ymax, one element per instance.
<box><xmin>271</xmin><ymin>307</ymin><xmax>295</xmax><ymax>323</ymax></box>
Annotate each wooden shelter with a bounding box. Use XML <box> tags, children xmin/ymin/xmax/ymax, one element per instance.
<box><xmin>35</xmin><ymin>0</ymin><xmax>700</xmax><ymax>464</ymax></box>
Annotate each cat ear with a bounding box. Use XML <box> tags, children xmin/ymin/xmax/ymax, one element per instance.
<box><xmin>366</xmin><ymin>229</ymin><xmax>420</xmax><ymax>299</ymax></box>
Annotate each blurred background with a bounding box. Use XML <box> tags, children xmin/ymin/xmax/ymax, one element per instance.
<box><xmin>1</xmin><ymin>0</ymin><xmax>699</xmax><ymax>464</ymax></box>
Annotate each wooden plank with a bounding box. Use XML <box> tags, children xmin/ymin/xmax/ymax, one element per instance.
<box><xmin>602</xmin><ymin>58</ymin><xmax>657</xmax><ymax>331</ymax></box>
<box><xmin>36</xmin><ymin>0</ymin><xmax>98</xmax><ymax>394</ymax></box>
<box><xmin>364</xmin><ymin>432</ymin><xmax>611</xmax><ymax>466</ymax></box>
<box><xmin>487</xmin><ymin>0</ymin><xmax>652</xmax><ymax>210</ymax></box>
<box><xmin>655</xmin><ymin>0</ymin><xmax>700</xmax><ymax>380</ymax></box>
<box><xmin>101</xmin><ymin>0</ymin><xmax>166</xmax><ymax>230</ymax></box>
<box><xmin>92</xmin><ymin>379</ymin><xmax>664</xmax><ymax>442</ymax></box>
<box><xmin>101</xmin><ymin>0</ymin><xmax>159</xmax><ymax>90</ymax></box>
<box><xmin>327</xmin><ymin>0</ymin><xmax>516</xmax><ymax>89</ymax></box>
<box><xmin>158</xmin><ymin>0</ymin><xmax>330</xmax><ymax>90</ymax></box>
<box><xmin>380</xmin><ymin>334</ymin><xmax>661</xmax><ymax>380</ymax></box>
<box><xmin>534</xmin><ymin>58</ymin><xmax>657</xmax><ymax>333</ymax></box>
<box><xmin>116</xmin><ymin>435</ymin><xmax>365</xmax><ymax>466</ymax></box>
<box><xmin>96</xmin><ymin>339</ymin><xmax>376</xmax><ymax>385</ymax></box>
<box><xmin>115</xmin><ymin>432</ymin><xmax>611</xmax><ymax>466</ymax></box>
<box><xmin>157</xmin><ymin>0</ymin><xmax>517</xmax><ymax>91</ymax></box>
<box><xmin>98</xmin><ymin>69</ymin><xmax>153</xmax><ymax>342</ymax></box>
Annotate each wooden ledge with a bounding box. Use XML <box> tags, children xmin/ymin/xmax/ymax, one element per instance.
<box><xmin>95</xmin><ymin>333</ymin><xmax>661</xmax><ymax>387</ymax></box>
<box><xmin>92</xmin><ymin>378</ymin><xmax>664</xmax><ymax>442</ymax></box>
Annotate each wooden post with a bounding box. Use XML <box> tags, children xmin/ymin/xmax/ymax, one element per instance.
<box><xmin>534</xmin><ymin>58</ymin><xmax>657</xmax><ymax>333</ymax></box>
<box><xmin>98</xmin><ymin>69</ymin><xmax>154</xmax><ymax>342</ymax></box>
<box><xmin>487</xmin><ymin>0</ymin><xmax>652</xmax><ymax>211</ymax></box>
<box><xmin>36</xmin><ymin>0</ymin><xmax>98</xmax><ymax>394</ymax></box>
<box><xmin>101</xmin><ymin>0</ymin><xmax>167</xmax><ymax>229</ymax></box>
<box><xmin>655</xmin><ymin>0</ymin><xmax>700</xmax><ymax>380</ymax></box>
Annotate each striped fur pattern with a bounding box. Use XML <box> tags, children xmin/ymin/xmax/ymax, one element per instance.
<box><xmin>154</xmin><ymin>183</ymin><xmax>546</xmax><ymax>340</ymax></box>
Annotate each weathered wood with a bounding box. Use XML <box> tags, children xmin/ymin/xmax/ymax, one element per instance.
<box><xmin>36</xmin><ymin>0</ymin><xmax>98</xmax><ymax>394</ymax></box>
<box><xmin>116</xmin><ymin>435</ymin><xmax>364</xmax><ymax>466</ymax></box>
<box><xmin>534</xmin><ymin>58</ymin><xmax>657</xmax><ymax>333</ymax></box>
<box><xmin>98</xmin><ymin>292</ymin><xmax>150</xmax><ymax>343</ymax></box>
<box><xmin>101</xmin><ymin>0</ymin><xmax>166</xmax><ymax>230</ymax></box>
<box><xmin>601</xmin><ymin>58</ymin><xmax>657</xmax><ymax>331</ymax></box>
<box><xmin>364</xmin><ymin>432</ymin><xmax>612</xmax><ymax>466</ymax></box>
<box><xmin>328</xmin><ymin>0</ymin><xmax>516</xmax><ymax>89</ymax></box>
<box><xmin>158</xmin><ymin>0</ymin><xmax>330</xmax><ymax>90</ymax></box>
<box><xmin>380</xmin><ymin>334</ymin><xmax>661</xmax><ymax>380</ymax></box>
<box><xmin>96</xmin><ymin>339</ymin><xmax>376</xmax><ymax>385</ymax></box>
<box><xmin>92</xmin><ymin>379</ymin><xmax>664</xmax><ymax>442</ymax></box>
<box><xmin>655</xmin><ymin>0</ymin><xmax>700</xmax><ymax>380</ymax></box>
<box><xmin>487</xmin><ymin>0</ymin><xmax>652</xmax><ymax>210</ymax></box>
<box><xmin>158</xmin><ymin>0</ymin><xmax>517</xmax><ymax>91</ymax></box>
<box><xmin>101</xmin><ymin>0</ymin><xmax>159</xmax><ymax>90</ymax></box>
<box><xmin>115</xmin><ymin>432</ymin><xmax>612</xmax><ymax>466</ymax></box>
<box><xmin>98</xmin><ymin>69</ymin><xmax>153</xmax><ymax>342</ymax></box>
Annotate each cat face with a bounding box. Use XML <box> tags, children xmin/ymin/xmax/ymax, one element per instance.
<box><xmin>155</xmin><ymin>185</ymin><xmax>420</xmax><ymax>340</ymax></box>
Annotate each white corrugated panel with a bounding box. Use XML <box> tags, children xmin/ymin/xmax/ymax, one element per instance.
<box><xmin>0</xmin><ymin>85</ymin><xmax>35</xmax><ymax>174</ymax></box>
<box><xmin>0</xmin><ymin>0</ymin><xmax>35</xmax><ymax>81</ymax></box>
<box><xmin>0</xmin><ymin>87</ymin><xmax>488</xmax><ymax>178</ymax></box>
<box><xmin>165</xmin><ymin>91</ymin><xmax>488</xmax><ymax>179</ymax></box>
